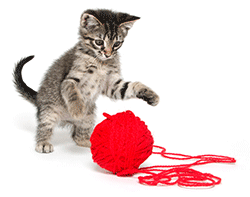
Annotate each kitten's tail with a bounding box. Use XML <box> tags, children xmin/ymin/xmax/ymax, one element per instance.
<box><xmin>13</xmin><ymin>55</ymin><xmax>37</xmax><ymax>105</ymax></box>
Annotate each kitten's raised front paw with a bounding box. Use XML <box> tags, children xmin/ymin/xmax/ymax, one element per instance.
<box><xmin>35</xmin><ymin>142</ymin><xmax>54</xmax><ymax>153</ymax></box>
<box><xmin>137</xmin><ymin>88</ymin><xmax>160</xmax><ymax>106</ymax></box>
<box><xmin>69</xmin><ymin>100</ymin><xmax>86</xmax><ymax>120</ymax></box>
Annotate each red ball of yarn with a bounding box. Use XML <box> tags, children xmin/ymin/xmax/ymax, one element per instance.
<box><xmin>90</xmin><ymin>110</ymin><xmax>236</xmax><ymax>187</ymax></box>
<box><xmin>90</xmin><ymin>110</ymin><xmax>154</xmax><ymax>176</ymax></box>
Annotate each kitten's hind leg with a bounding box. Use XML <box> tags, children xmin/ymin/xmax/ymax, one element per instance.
<box><xmin>71</xmin><ymin>125</ymin><xmax>92</xmax><ymax>148</ymax></box>
<box><xmin>71</xmin><ymin>106</ymin><xmax>96</xmax><ymax>148</ymax></box>
<box><xmin>35</xmin><ymin>106</ymin><xmax>59</xmax><ymax>153</ymax></box>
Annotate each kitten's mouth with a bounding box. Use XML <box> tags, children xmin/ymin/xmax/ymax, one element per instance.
<box><xmin>104</xmin><ymin>54</ymin><xmax>112</xmax><ymax>58</ymax></box>
<box><xmin>98</xmin><ymin>52</ymin><xmax>113</xmax><ymax>60</ymax></box>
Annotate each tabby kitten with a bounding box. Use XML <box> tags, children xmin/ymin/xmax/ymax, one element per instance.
<box><xmin>13</xmin><ymin>9</ymin><xmax>159</xmax><ymax>153</ymax></box>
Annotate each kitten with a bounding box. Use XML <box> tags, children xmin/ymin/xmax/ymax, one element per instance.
<box><xmin>13</xmin><ymin>9</ymin><xmax>159</xmax><ymax>153</ymax></box>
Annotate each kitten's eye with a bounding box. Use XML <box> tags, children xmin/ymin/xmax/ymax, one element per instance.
<box><xmin>95</xmin><ymin>40</ymin><xmax>104</xmax><ymax>46</ymax></box>
<box><xmin>113</xmin><ymin>41</ymin><xmax>121</xmax><ymax>48</ymax></box>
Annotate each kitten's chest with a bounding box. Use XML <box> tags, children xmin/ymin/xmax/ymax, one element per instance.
<box><xmin>70</xmin><ymin>54</ymin><xmax>119</xmax><ymax>100</ymax></box>
<box><xmin>81</xmin><ymin>64</ymin><xmax>107</xmax><ymax>89</ymax></box>
<box><xmin>76</xmin><ymin>63</ymin><xmax>110</xmax><ymax>99</ymax></box>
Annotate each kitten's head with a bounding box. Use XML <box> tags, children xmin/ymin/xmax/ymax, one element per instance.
<box><xmin>79</xmin><ymin>9</ymin><xmax>140</xmax><ymax>61</ymax></box>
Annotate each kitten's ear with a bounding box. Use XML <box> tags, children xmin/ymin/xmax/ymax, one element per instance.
<box><xmin>80</xmin><ymin>13</ymin><xmax>102</xmax><ymax>30</ymax></box>
<box><xmin>119</xmin><ymin>16</ymin><xmax>140</xmax><ymax>36</ymax></box>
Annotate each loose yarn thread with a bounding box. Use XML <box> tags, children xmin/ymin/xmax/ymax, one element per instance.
<box><xmin>90</xmin><ymin>111</ymin><xmax>236</xmax><ymax>187</ymax></box>
<box><xmin>135</xmin><ymin>145</ymin><xmax>236</xmax><ymax>187</ymax></box>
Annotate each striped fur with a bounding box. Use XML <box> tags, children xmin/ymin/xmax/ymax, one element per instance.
<box><xmin>13</xmin><ymin>9</ymin><xmax>159</xmax><ymax>153</ymax></box>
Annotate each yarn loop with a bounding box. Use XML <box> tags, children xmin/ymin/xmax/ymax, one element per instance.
<box><xmin>135</xmin><ymin>145</ymin><xmax>236</xmax><ymax>187</ymax></box>
<box><xmin>90</xmin><ymin>111</ymin><xmax>236</xmax><ymax>187</ymax></box>
<box><xmin>138</xmin><ymin>168</ymin><xmax>221</xmax><ymax>187</ymax></box>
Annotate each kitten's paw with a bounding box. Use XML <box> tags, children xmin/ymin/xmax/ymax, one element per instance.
<box><xmin>137</xmin><ymin>88</ymin><xmax>160</xmax><ymax>106</ymax></box>
<box><xmin>35</xmin><ymin>142</ymin><xmax>54</xmax><ymax>153</ymax></box>
<box><xmin>69</xmin><ymin>101</ymin><xmax>86</xmax><ymax>120</ymax></box>
<box><xmin>74</xmin><ymin>138</ymin><xmax>91</xmax><ymax>148</ymax></box>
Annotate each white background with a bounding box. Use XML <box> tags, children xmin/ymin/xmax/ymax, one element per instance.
<box><xmin>1</xmin><ymin>0</ymin><xmax>249</xmax><ymax>196</ymax></box>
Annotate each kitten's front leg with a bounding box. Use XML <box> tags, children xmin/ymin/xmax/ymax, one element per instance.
<box><xmin>105</xmin><ymin>77</ymin><xmax>159</xmax><ymax>106</ymax></box>
<box><xmin>133</xmin><ymin>82</ymin><xmax>160</xmax><ymax>106</ymax></box>
<box><xmin>61</xmin><ymin>79</ymin><xmax>86</xmax><ymax>119</ymax></box>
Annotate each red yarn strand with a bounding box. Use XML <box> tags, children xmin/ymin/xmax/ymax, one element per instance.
<box><xmin>138</xmin><ymin>168</ymin><xmax>222</xmax><ymax>187</ymax></box>
<box><xmin>136</xmin><ymin>145</ymin><xmax>236</xmax><ymax>187</ymax></box>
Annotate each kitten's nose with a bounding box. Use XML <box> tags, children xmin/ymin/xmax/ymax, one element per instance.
<box><xmin>104</xmin><ymin>48</ymin><xmax>112</xmax><ymax>58</ymax></box>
